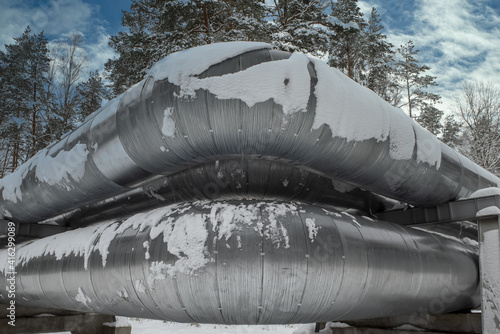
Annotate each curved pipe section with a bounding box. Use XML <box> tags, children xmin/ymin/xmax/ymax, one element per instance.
<box><xmin>0</xmin><ymin>201</ymin><xmax>480</xmax><ymax>324</ymax></box>
<box><xmin>0</xmin><ymin>43</ymin><xmax>498</xmax><ymax>224</ymax></box>
<box><xmin>0</xmin><ymin>42</ymin><xmax>490</xmax><ymax>324</ymax></box>
<box><xmin>50</xmin><ymin>159</ymin><xmax>387</xmax><ymax>228</ymax></box>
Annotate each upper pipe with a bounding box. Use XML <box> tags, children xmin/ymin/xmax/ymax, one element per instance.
<box><xmin>0</xmin><ymin>42</ymin><xmax>498</xmax><ymax>224</ymax></box>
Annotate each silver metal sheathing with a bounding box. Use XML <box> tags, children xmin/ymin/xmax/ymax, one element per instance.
<box><xmin>0</xmin><ymin>201</ymin><xmax>480</xmax><ymax>324</ymax></box>
<box><xmin>0</xmin><ymin>43</ymin><xmax>491</xmax><ymax>323</ymax></box>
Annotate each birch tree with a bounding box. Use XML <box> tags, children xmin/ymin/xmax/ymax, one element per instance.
<box><xmin>455</xmin><ymin>81</ymin><xmax>500</xmax><ymax>174</ymax></box>
<box><xmin>48</xmin><ymin>33</ymin><xmax>88</xmax><ymax>139</ymax></box>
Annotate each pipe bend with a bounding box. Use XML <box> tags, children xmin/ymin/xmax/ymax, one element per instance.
<box><xmin>2</xmin><ymin>43</ymin><xmax>499</xmax><ymax>223</ymax></box>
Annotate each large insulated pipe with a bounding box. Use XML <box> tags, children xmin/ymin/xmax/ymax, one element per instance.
<box><xmin>0</xmin><ymin>42</ymin><xmax>488</xmax><ymax>324</ymax></box>
<box><xmin>1</xmin><ymin>42</ymin><xmax>498</xmax><ymax>224</ymax></box>
<box><xmin>43</xmin><ymin>159</ymin><xmax>389</xmax><ymax>229</ymax></box>
<box><xmin>0</xmin><ymin>201</ymin><xmax>480</xmax><ymax>324</ymax></box>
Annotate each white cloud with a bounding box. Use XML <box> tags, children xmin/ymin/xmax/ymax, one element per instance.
<box><xmin>358</xmin><ymin>1</ymin><xmax>376</xmax><ymax>18</ymax></box>
<box><xmin>0</xmin><ymin>0</ymin><xmax>97</xmax><ymax>49</ymax></box>
<box><xmin>32</xmin><ymin>0</ymin><xmax>94</xmax><ymax>35</ymax></box>
<box><xmin>0</xmin><ymin>0</ymin><xmax>116</xmax><ymax>77</ymax></box>
<box><xmin>377</xmin><ymin>0</ymin><xmax>500</xmax><ymax>113</ymax></box>
<box><xmin>84</xmin><ymin>27</ymin><xmax>115</xmax><ymax>73</ymax></box>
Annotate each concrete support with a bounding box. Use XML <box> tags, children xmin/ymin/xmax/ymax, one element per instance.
<box><xmin>0</xmin><ymin>304</ymin><xmax>131</xmax><ymax>334</ymax></box>
<box><xmin>345</xmin><ymin>313</ymin><xmax>481</xmax><ymax>333</ymax></box>
<box><xmin>314</xmin><ymin>322</ymin><xmax>326</xmax><ymax>332</ymax></box>
<box><xmin>323</xmin><ymin>328</ymin><xmax>444</xmax><ymax>334</ymax></box>
<box><xmin>323</xmin><ymin>328</ymin><xmax>445</xmax><ymax>334</ymax></box>
<box><xmin>478</xmin><ymin>214</ymin><xmax>500</xmax><ymax>332</ymax></box>
<box><xmin>376</xmin><ymin>194</ymin><xmax>500</xmax><ymax>331</ymax></box>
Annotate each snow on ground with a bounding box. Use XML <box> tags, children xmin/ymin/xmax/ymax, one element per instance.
<box><xmin>39</xmin><ymin>319</ymin><xmax>353</xmax><ymax>334</ymax></box>
<box><xmin>128</xmin><ymin>319</ymin><xmax>301</xmax><ymax>334</ymax></box>
<box><xmin>128</xmin><ymin>320</ymin><xmax>354</xmax><ymax>333</ymax></box>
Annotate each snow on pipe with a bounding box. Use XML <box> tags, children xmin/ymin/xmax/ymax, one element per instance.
<box><xmin>0</xmin><ymin>42</ymin><xmax>499</xmax><ymax>224</ymax></box>
<box><xmin>0</xmin><ymin>42</ymin><xmax>492</xmax><ymax>322</ymax></box>
<box><xmin>41</xmin><ymin>159</ymin><xmax>391</xmax><ymax>228</ymax></box>
<box><xmin>0</xmin><ymin>201</ymin><xmax>480</xmax><ymax>324</ymax></box>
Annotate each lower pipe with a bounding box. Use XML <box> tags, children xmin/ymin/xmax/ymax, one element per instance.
<box><xmin>0</xmin><ymin>201</ymin><xmax>479</xmax><ymax>324</ymax></box>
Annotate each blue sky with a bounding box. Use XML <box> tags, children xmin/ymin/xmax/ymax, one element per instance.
<box><xmin>0</xmin><ymin>0</ymin><xmax>499</xmax><ymax>113</ymax></box>
<box><xmin>0</xmin><ymin>0</ymin><xmax>131</xmax><ymax>75</ymax></box>
<box><xmin>363</xmin><ymin>0</ymin><xmax>500</xmax><ymax>110</ymax></box>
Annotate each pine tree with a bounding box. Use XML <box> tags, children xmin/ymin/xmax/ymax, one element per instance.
<box><xmin>0</xmin><ymin>51</ymin><xmax>11</xmax><ymax>177</ymax></box>
<box><xmin>0</xmin><ymin>26</ymin><xmax>51</xmax><ymax>172</ymax></box>
<box><xmin>328</xmin><ymin>0</ymin><xmax>367</xmax><ymax>82</ymax></box>
<box><xmin>395</xmin><ymin>40</ymin><xmax>440</xmax><ymax>118</ymax></box>
<box><xmin>415</xmin><ymin>103</ymin><xmax>443</xmax><ymax>136</ymax></box>
<box><xmin>76</xmin><ymin>71</ymin><xmax>111</xmax><ymax>121</ymax></box>
<box><xmin>364</xmin><ymin>8</ymin><xmax>396</xmax><ymax>103</ymax></box>
<box><xmin>441</xmin><ymin>114</ymin><xmax>461</xmax><ymax>148</ymax></box>
<box><xmin>105</xmin><ymin>0</ymin><xmax>270</xmax><ymax>95</ymax></box>
<box><xmin>268</xmin><ymin>0</ymin><xmax>333</xmax><ymax>56</ymax></box>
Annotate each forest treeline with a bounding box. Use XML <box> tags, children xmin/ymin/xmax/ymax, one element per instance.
<box><xmin>1</xmin><ymin>0</ymin><xmax>499</xmax><ymax>176</ymax></box>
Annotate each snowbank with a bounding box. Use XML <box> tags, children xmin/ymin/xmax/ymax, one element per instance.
<box><xmin>477</xmin><ymin>206</ymin><xmax>500</xmax><ymax>217</ymax></box>
<box><xmin>292</xmin><ymin>322</ymin><xmax>350</xmax><ymax>334</ymax></box>
<box><xmin>129</xmin><ymin>318</ymin><xmax>301</xmax><ymax>334</ymax></box>
<box><xmin>104</xmin><ymin>316</ymin><xmax>131</xmax><ymax>328</ymax></box>
<box><xmin>468</xmin><ymin>187</ymin><xmax>500</xmax><ymax>199</ymax></box>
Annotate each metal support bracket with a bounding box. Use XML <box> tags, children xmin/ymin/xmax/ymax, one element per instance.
<box><xmin>0</xmin><ymin>220</ymin><xmax>69</xmax><ymax>240</ymax></box>
<box><xmin>377</xmin><ymin>194</ymin><xmax>500</xmax><ymax>331</ymax></box>
<box><xmin>376</xmin><ymin>195</ymin><xmax>500</xmax><ymax>226</ymax></box>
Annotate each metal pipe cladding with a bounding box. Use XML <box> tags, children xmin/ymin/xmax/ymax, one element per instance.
<box><xmin>0</xmin><ymin>201</ymin><xmax>480</xmax><ymax>324</ymax></box>
<box><xmin>0</xmin><ymin>42</ymin><xmax>492</xmax><ymax>324</ymax></box>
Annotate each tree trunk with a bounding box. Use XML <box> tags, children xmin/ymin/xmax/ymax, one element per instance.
<box><xmin>202</xmin><ymin>4</ymin><xmax>211</xmax><ymax>43</ymax></box>
<box><xmin>12</xmin><ymin>106</ymin><xmax>21</xmax><ymax>172</ymax></box>
<box><xmin>0</xmin><ymin>144</ymin><xmax>11</xmax><ymax>178</ymax></box>
<box><xmin>32</xmin><ymin>67</ymin><xmax>38</xmax><ymax>155</ymax></box>
<box><xmin>406</xmin><ymin>77</ymin><xmax>411</xmax><ymax>118</ymax></box>
<box><xmin>347</xmin><ymin>39</ymin><xmax>352</xmax><ymax>79</ymax></box>
<box><xmin>12</xmin><ymin>140</ymin><xmax>18</xmax><ymax>172</ymax></box>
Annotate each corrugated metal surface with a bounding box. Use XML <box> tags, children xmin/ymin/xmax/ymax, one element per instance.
<box><xmin>1</xmin><ymin>46</ymin><xmax>498</xmax><ymax>224</ymax></box>
<box><xmin>0</xmin><ymin>43</ymin><xmax>491</xmax><ymax>323</ymax></box>
<box><xmin>0</xmin><ymin>201</ymin><xmax>480</xmax><ymax>324</ymax></box>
